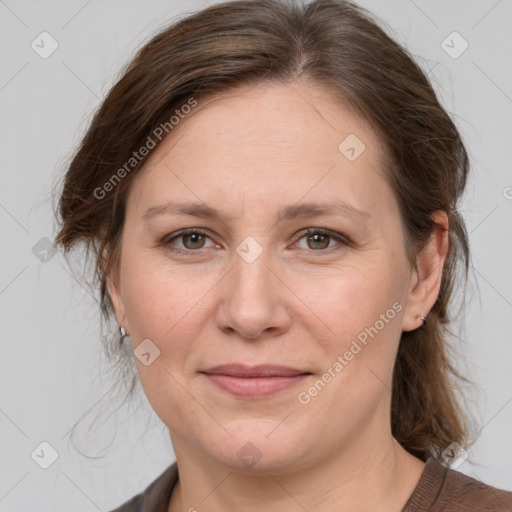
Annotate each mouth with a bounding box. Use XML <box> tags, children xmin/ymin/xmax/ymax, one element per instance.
<box><xmin>200</xmin><ymin>364</ymin><xmax>312</xmax><ymax>398</ymax></box>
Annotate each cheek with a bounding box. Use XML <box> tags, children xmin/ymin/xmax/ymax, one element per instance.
<box><xmin>119</xmin><ymin>249</ymin><xmax>222</xmax><ymax>389</ymax></box>
<box><xmin>120</xmin><ymin>245</ymin><xmax>206</xmax><ymax>338</ymax></box>
<box><xmin>296</xmin><ymin>256</ymin><xmax>403</xmax><ymax>338</ymax></box>
<box><xmin>292</xmin><ymin>267</ymin><xmax>403</xmax><ymax>440</ymax></box>
<box><xmin>119</xmin><ymin>257</ymin><xmax>206</xmax><ymax>427</ymax></box>
<box><xmin>293</xmin><ymin>256</ymin><xmax>405</xmax><ymax>400</ymax></box>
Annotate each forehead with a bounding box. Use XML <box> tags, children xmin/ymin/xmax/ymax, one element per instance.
<box><xmin>127</xmin><ymin>80</ymin><xmax>391</xmax><ymax>221</ymax></box>
<box><xmin>150</xmin><ymin>80</ymin><xmax>380</xmax><ymax>162</ymax></box>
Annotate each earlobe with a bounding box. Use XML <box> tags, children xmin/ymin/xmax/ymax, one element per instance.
<box><xmin>401</xmin><ymin>211</ymin><xmax>449</xmax><ymax>332</ymax></box>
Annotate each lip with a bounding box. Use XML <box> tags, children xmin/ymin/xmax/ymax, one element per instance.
<box><xmin>201</xmin><ymin>364</ymin><xmax>312</xmax><ymax>398</ymax></box>
<box><xmin>203</xmin><ymin>364</ymin><xmax>309</xmax><ymax>377</ymax></box>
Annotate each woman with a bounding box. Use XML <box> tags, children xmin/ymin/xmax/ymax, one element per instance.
<box><xmin>53</xmin><ymin>0</ymin><xmax>512</xmax><ymax>510</ymax></box>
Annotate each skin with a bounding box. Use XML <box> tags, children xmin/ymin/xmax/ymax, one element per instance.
<box><xmin>108</xmin><ymin>79</ymin><xmax>449</xmax><ymax>512</ymax></box>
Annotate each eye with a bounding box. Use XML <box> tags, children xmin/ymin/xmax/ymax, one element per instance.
<box><xmin>160</xmin><ymin>227</ymin><xmax>350</xmax><ymax>256</ymax></box>
<box><xmin>161</xmin><ymin>228</ymin><xmax>218</xmax><ymax>255</ymax></box>
<box><xmin>292</xmin><ymin>228</ymin><xmax>349</xmax><ymax>253</ymax></box>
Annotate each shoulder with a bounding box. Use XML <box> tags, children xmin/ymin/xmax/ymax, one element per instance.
<box><xmin>440</xmin><ymin>460</ymin><xmax>512</xmax><ymax>511</ymax></box>
<box><xmin>108</xmin><ymin>462</ymin><xmax>179</xmax><ymax>512</ymax></box>
<box><xmin>404</xmin><ymin>455</ymin><xmax>512</xmax><ymax>512</ymax></box>
<box><xmin>109</xmin><ymin>494</ymin><xmax>143</xmax><ymax>512</ymax></box>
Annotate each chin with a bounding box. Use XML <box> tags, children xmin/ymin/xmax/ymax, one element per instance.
<box><xmin>205</xmin><ymin>418</ymin><xmax>313</xmax><ymax>474</ymax></box>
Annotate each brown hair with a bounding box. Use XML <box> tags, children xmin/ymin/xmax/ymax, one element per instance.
<box><xmin>53</xmin><ymin>0</ymin><xmax>475</xmax><ymax>461</ymax></box>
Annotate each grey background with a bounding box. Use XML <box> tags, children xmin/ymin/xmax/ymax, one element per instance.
<box><xmin>1</xmin><ymin>0</ymin><xmax>511</xmax><ymax>510</ymax></box>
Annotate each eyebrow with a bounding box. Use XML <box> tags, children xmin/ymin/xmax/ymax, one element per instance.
<box><xmin>142</xmin><ymin>199</ymin><xmax>371</xmax><ymax>224</ymax></box>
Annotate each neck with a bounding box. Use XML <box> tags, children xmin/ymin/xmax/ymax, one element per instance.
<box><xmin>167</xmin><ymin>427</ymin><xmax>425</xmax><ymax>512</ymax></box>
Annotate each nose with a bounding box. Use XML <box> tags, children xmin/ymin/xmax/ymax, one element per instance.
<box><xmin>215</xmin><ymin>248</ymin><xmax>292</xmax><ymax>340</ymax></box>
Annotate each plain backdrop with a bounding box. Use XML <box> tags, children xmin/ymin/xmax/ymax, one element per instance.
<box><xmin>1</xmin><ymin>0</ymin><xmax>511</xmax><ymax>510</ymax></box>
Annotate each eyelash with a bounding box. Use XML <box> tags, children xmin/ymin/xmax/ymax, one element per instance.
<box><xmin>160</xmin><ymin>227</ymin><xmax>350</xmax><ymax>256</ymax></box>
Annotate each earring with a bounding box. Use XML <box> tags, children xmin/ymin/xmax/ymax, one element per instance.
<box><xmin>120</xmin><ymin>326</ymin><xmax>129</xmax><ymax>341</ymax></box>
<box><xmin>417</xmin><ymin>314</ymin><xmax>426</xmax><ymax>323</ymax></box>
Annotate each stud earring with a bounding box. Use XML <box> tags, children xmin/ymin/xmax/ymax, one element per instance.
<box><xmin>120</xmin><ymin>326</ymin><xmax>129</xmax><ymax>341</ymax></box>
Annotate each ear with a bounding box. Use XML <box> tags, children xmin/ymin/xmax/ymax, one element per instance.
<box><xmin>104</xmin><ymin>248</ymin><xmax>128</xmax><ymax>332</ymax></box>
<box><xmin>401</xmin><ymin>210</ymin><xmax>449</xmax><ymax>332</ymax></box>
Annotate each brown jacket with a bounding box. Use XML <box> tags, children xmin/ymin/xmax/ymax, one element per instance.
<box><xmin>109</xmin><ymin>456</ymin><xmax>512</xmax><ymax>511</ymax></box>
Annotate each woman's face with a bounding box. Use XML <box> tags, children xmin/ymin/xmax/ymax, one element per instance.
<box><xmin>109</xmin><ymin>81</ymin><xmax>425</xmax><ymax>472</ymax></box>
